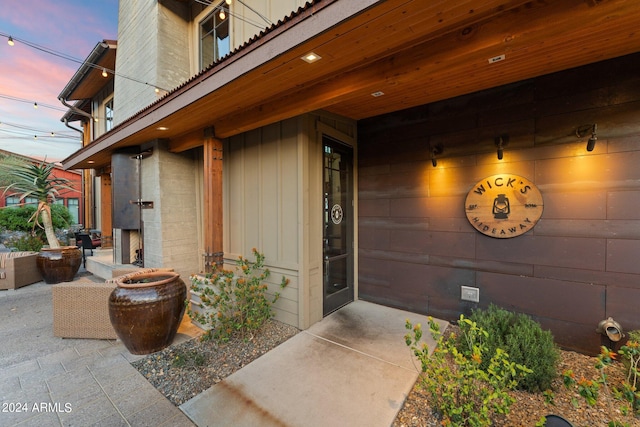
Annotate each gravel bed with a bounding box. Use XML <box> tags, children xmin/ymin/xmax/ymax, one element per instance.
<box><xmin>131</xmin><ymin>320</ymin><xmax>299</xmax><ymax>406</ymax></box>
<box><xmin>134</xmin><ymin>321</ymin><xmax>639</xmax><ymax>426</ymax></box>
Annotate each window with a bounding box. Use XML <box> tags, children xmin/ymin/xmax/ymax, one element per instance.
<box><xmin>5</xmin><ymin>196</ymin><xmax>37</xmax><ymax>207</ymax></box>
<box><xmin>67</xmin><ymin>198</ymin><xmax>80</xmax><ymax>224</ymax></box>
<box><xmin>199</xmin><ymin>3</ymin><xmax>230</xmax><ymax>70</ymax></box>
<box><xmin>105</xmin><ymin>98</ymin><xmax>114</xmax><ymax>132</ymax></box>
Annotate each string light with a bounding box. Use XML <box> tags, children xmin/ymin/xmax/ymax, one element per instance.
<box><xmin>33</xmin><ymin>102</ymin><xmax>38</xmax><ymax>109</ymax></box>
<box><xmin>102</xmin><ymin>68</ymin><xmax>108</xmax><ymax>77</ymax></box>
<box><xmin>7</xmin><ymin>36</ymin><xmax>14</xmax><ymax>46</ymax></box>
<box><xmin>219</xmin><ymin>9</ymin><xmax>226</xmax><ymax>20</ymax></box>
<box><xmin>0</xmin><ymin>32</ymin><xmax>168</xmax><ymax>93</ymax></box>
<box><xmin>0</xmin><ymin>93</ymin><xmax>68</xmax><ymax>112</ymax></box>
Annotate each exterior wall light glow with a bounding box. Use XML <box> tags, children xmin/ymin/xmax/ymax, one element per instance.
<box><xmin>301</xmin><ymin>52</ymin><xmax>321</xmax><ymax>63</ymax></box>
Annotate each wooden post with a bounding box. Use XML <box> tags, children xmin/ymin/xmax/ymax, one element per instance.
<box><xmin>203</xmin><ymin>127</ymin><xmax>224</xmax><ymax>272</ymax></box>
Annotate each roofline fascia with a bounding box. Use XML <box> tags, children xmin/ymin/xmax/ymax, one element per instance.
<box><xmin>61</xmin><ymin>0</ymin><xmax>383</xmax><ymax>169</ymax></box>
<box><xmin>57</xmin><ymin>40</ymin><xmax>116</xmax><ymax>101</ymax></box>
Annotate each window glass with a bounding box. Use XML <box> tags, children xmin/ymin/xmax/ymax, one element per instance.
<box><xmin>199</xmin><ymin>3</ymin><xmax>230</xmax><ymax>70</ymax></box>
<box><xmin>105</xmin><ymin>98</ymin><xmax>114</xmax><ymax>132</ymax></box>
<box><xmin>67</xmin><ymin>198</ymin><xmax>80</xmax><ymax>224</ymax></box>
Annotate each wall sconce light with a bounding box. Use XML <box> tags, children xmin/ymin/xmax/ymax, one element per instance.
<box><xmin>430</xmin><ymin>143</ymin><xmax>443</xmax><ymax>167</ymax></box>
<box><xmin>576</xmin><ymin>123</ymin><xmax>597</xmax><ymax>151</ymax></box>
<box><xmin>587</xmin><ymin>123</ymin><xmax>597</xmax><ymax>151</ymax></box>
<box><xmin>495</xmin><ymin>135</ymin><xmax>509</xmax><ymax>160</ymax></box>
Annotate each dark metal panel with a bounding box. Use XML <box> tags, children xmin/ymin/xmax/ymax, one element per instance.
<box><xmin>607</xmin><ymin>240</ymin><xmax>640</xmax><ymax>275</ymax></box>
<box><xmin>476</xmin><ymin>272</ymin><xmax>606</xmax><ymax>326</ymax></box>
<box><xmin>111</xmin><ymin>151</ymin><xmax>140</xmax><ymax>230</ymax></box>
<box><xmin>605</xmin><ymin>286</ymin><xmax>640</xmax><ymax>333</ymax></box>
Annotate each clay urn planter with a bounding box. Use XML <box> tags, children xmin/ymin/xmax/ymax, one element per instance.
<box><xmin>109</xmin><ymin>271</ymin><xmax>186</xmax><ymax>355</ymax></box>
<box><xmin>36</xmin><ymin>246</ymin><xmax>82</xmax><ymax>284</ymax></box>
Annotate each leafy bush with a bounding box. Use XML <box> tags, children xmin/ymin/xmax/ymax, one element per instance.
<box><xmin>0</xmin><ymin>204</ymin><xmax>72</xmax><ymax>233</ymax></box>
<box><xmin>8</xmin><ymin>234</ymin><xmax>44</xmax><ymax>252</ymax></box>
<box><xmin>188</xmin><ymin>249</ymin><xmax>289</xmax><ymax>342</ymax></box>
<box><xmin>466</xmin><ymin>304</ymin><xmax>560</xmax><ymax>392</ymax></box>
<box><xmin>405</xmin><ymin>315</ymin><xmax>531</xmax><ymax>427</ymax></box>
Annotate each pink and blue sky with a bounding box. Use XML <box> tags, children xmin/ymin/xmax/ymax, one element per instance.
<box><xmin>0</xmin><ymin>0</ymin><xmax>118</xmax><ymax>161</ymax></box>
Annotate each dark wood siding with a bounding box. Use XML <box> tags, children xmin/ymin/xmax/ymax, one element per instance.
<box><xmin>357</xmin><ymin>53</ymin><xmax>640</xmax><ymax>354</ymax></box>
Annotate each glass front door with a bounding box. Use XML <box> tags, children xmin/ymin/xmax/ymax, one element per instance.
<box><xmin>323</xmin><ymin>136</ymin><xmax>354</xmax><ymax>315</ymax></box>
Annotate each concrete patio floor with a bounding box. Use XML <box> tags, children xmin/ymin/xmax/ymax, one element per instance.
<box><xmin>1</xmin><ymin>268</ymin><xmax>445</xmax><ymax>426</ymax></box>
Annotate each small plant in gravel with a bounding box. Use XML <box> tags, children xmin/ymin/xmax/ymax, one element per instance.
<box><xmin>405</xmin><ymin>315</ymin><xmax>531</xmax><ymax>427</ymax></box>
<box><xmin>562</xmin><ymin>339</ymin><xmax>640</xmax><ymax>427</ymax></box>
<box><xmin>171</xmin><ymin>348</ymin><xmax>206</xmax><ymax>368</ymax></box>
<box><xmin>188</xmin><ymin>249</ymin><xmax>289</xmax><ymax>342</ymax></box>
<box><xmin>467</xmin><ymin>304</ymin><xmax>560</xmax><ymax>392</ymax></box>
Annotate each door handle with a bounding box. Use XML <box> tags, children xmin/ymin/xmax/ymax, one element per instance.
<box><xmin>324</xmin><ymin>255</ymin><xmax>329</xmax><ymax>279</ymax></box>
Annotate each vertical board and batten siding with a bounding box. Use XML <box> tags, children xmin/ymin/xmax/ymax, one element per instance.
<box><xmin>357</xmin><ymin>53</ymin><xmax>640</xmax><ymax>354</ymax></box>
<box><xmin>223</xmin><ymin>113</ymin><xmax>357</xmax><ymax>329</ymax></box>
<box><xmin>231</xmin><ymin>0</ymin><xmax>309</xmax><ymax>48</ymax></box>
<box><xmin>225</xmin><ymin>118</ymin><xmax>303</xmax><ymax>328</ymax></box>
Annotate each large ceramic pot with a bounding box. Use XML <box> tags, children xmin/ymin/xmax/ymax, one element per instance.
<box><xmin>36</xmin><ymin>246</ymin><xmax>82</xmax><ymax>284</ymax></box>
<box><xmin>109</xmin><ymin>271</ymin><xmax>186</xmax><ymax>355</ymax></box>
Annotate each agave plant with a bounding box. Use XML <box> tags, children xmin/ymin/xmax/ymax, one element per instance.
<box><xmin>0</xmin><ymin>159</ymin><xmax>74</xmax><ymax>249</ymax></box>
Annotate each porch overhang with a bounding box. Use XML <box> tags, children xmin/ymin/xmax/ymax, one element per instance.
<box><xmin>62</xmin><ymin>0</ymin><xmax>640</xmax><ymax>170</ymax></box>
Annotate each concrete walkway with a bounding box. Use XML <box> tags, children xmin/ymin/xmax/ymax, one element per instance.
<box><xmin>1</xmin><ymin>272</ymin><xmax>444</xmax><ymax>427</ymax></box>
<box><xmin>181</xmin><ymin>301</ymin><xmax>445</xmax><ymax>427</ymax></box>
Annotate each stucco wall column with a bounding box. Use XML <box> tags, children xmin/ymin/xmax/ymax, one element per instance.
<box><xmin>203</xmin><ymin>128</ymin><xmax>223</xmax><ymax>271</ymax></box>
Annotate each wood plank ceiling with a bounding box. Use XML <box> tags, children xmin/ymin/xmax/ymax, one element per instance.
<box><xmin>65</xmin><ymin>0</ymin><xmax>640</xmax><ymax>169</ymax></box>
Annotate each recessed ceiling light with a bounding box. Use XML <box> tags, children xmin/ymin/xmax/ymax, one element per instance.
<box><xmin>371</xmin><ymin>91</ymin><xmax>385</xmax><ymax>97</ymax></box>
<box><xmin>301</xmin><ymin>52</ymin><xmax>321</xmax><ymax>63</ymax></box>
<box><xmin>156</xmin><ymin>126</ymin><xmax>169</xmax><ymax>131</ymax></box>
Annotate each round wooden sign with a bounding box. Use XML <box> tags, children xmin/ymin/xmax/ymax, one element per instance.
<box><xmin>465</xmin><ymin>174</ymin><xmax>543</xmax><ymax>238</ymax></box>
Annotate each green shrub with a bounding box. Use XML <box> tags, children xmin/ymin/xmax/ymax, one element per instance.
<box><xmin>0</xmin><ymin>204</ymin><xmax>72</xmax><ymax>232</ymax></box>
<box><xmin>9</xmin><ymin>234</ymin><xmax>44</xmax><ymax>252</ymax></box>
<box><xmin>188</xmin><ymin>249</ymin><xmax>289</xmax><ymax>342</ymax></box>
<box><xmin>466</xmin><ymin>304</ymin><xmax>560</xmax><ymax>392</ymax></box>
<box><xmin>405</xmin><ymin>315</ymin><xmax>531</xmax><ymax>427</ymax></box>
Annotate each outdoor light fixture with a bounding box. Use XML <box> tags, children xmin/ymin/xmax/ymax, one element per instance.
<box><xmin>7</xmin><ymin>36</ymin><xmax>14</xmax><ymax>46</ymax></box>
<box><xmin>219</xmin><ymin>9</ymin><xmax>226</xmax><ymax>20</ymax></box>
<box><xmin>301</xmin><ymin>52</ymin><xmax>321</xmax><ymax>63</ymax></box>
<box><xmin>587</xmin><ymin>123</ymin><xmax>597</xmax><ymax>152</ymax></box>
<box><xmin>495</xmin><ymin>135</ymin><xmax>508</xmax><ymax>160</ymax></box>
<box><xmin>102</xmin><ymin>68</ymin><xmax>108</xmax><ymax>78</ymax></box>
<box><xmin>575</xmin><ymin>123</ymin><xmax>598</xmax><ymax>152</ymax></box>
<box><xmin>430</xmin><ymin>143</ymin><xmax>443</xmax><ymax>167</ymax></box>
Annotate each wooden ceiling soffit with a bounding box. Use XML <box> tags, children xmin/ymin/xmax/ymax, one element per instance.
<box><xmin>210</xmin><ymin>0</ymin><xmax>640</xmax><ymax>136</ymax></box>
<box><xmin>168</xmin><ymin>129</ymin><xmax>209</xmax><ymax>153</ymax></box>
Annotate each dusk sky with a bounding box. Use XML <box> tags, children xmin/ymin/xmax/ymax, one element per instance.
<box><xmin>0</xmin><ymin>0</ymin><xmax>118</xmax><ymax>161</ymax></box>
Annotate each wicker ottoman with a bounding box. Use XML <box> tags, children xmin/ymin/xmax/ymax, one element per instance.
<box><xmin>52</xmin><ymin>279</ymin><xmax>118</xmax><ymax>339</ymax></box>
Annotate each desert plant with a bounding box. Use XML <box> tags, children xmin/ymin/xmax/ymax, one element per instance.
<box><xmin>467</xmin><ymin>304</ymin><xmax>560</xmax><ymax>392</ymax></box>
<box><xmin>563</xmin><ymin>342</ymin><xmax>640</xmax><ymax>426</ymax></box>
<box><xmin>188</xmin><ymin>249</ymin><xmax>289</xmax><ymax>342</ymax></box>
<box><xmin>405</xmin><ymin>315</ymin><xmax>531</xmax><ymax>427</ymax></box>
<box><xmin>0</xmin><ymin>159</ymin><xmax>74</xmax><ymax>248</ymax></box>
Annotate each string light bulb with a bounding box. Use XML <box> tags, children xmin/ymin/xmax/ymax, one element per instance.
<box><xmin>225</xmin><ymin>0</ymin><xmax>231</xmax><ymax>4</ymax></box>
<box><xmin>33</xmin><ymin>102</ymin><xmax>38</xmax><ymax>109</ymax></box>
<box><xmin>102</xmin><ymin>68</ymin><xmax>108</xmax><ymax>78</ymax></box>
<box><xmin>219</xmin><ymin>9</ymin><xmax>226</xmax><ymax>20</ymax></box>
<box><xmin>7</xmin><ymin>36</ymin><xmax>14</xmax><ymax>46</ymax></box>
